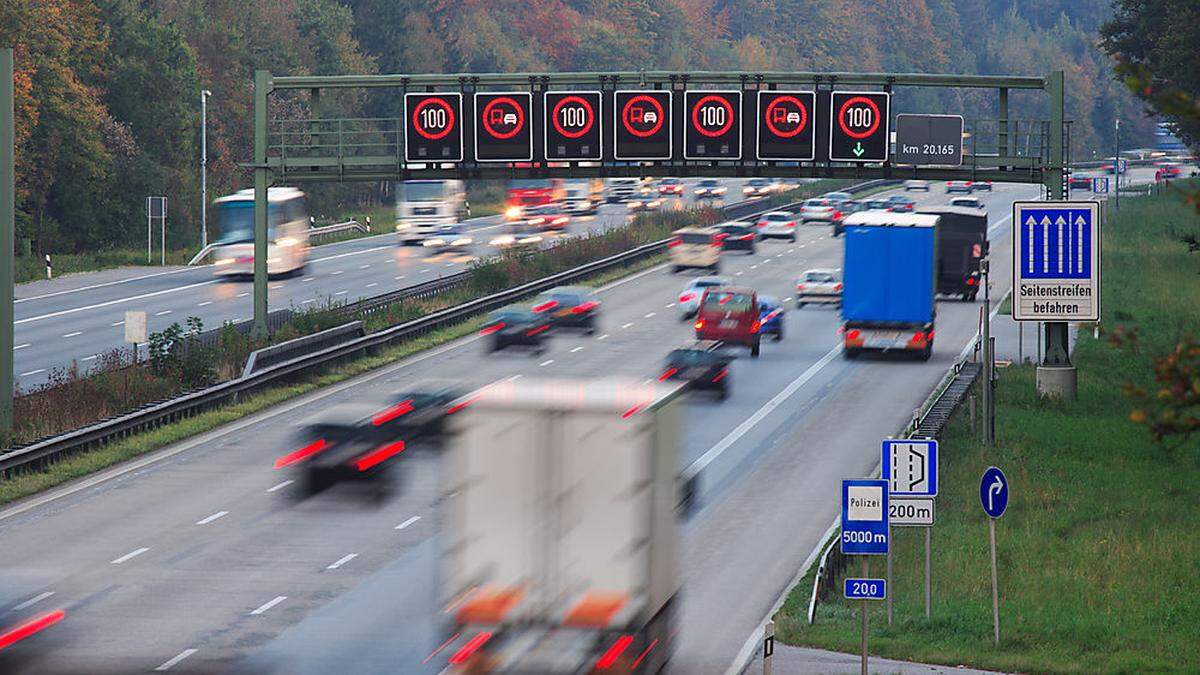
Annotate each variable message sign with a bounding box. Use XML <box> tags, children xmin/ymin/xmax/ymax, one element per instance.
<box><xmin>544</xmin><ymin>91</ymin><xmax>602</xmax><ymax>161</ymax></box>
<box><xmin>614</xmin><ymin>90</ymin><xmax>672</xmax><ymax>161</ymax></box>
<box><xmin>684</xmin><ymin>91</ymin><xmax>741</xmax><ymax>160</ymax></box>
<box><xmin>405</xmin><ymin>93</ymin><xmax>463</xmax><ymax>162</ymax></box>
<box><xmin>829</xmin><ymin>91</ymin><xmax>890</xmax><ymax>162</ymax></box>
<box><xmin>474</xmin><ymin>92</ymin><xmax>532</xmax><ymax>162</ymax></box>
<box><xmin>756</xmin><ymin>91</ymin><xmax>816</xmax><ymax>161</ymax></box>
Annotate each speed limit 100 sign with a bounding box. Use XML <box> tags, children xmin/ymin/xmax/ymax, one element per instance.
<box><xmin>404</xmin><ymin>93</ymin><xmax>463</xmax><ymax>163</ymax></box>
<box><xmin>684</xmin><ymin>91</ymin><xmax>741</xmax><ymax>160</ymax></box>
<box><xmin>544</xmin><ymin>91</ymin><xmax>602</xmax><ymax>161</ymax></box>
<box><xmin>829</xmin><ymin>91</ymin><xmax>891</xmax><ymax>162</ymax></box>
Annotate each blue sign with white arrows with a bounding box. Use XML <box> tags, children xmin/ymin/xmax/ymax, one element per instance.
<box><xmin>979</xmin><ymin>466</ymin><xmax>1009</xmax><ymax>519</ymax></box>
<box><xmin>841</xmin><ymin>479</ymin><xmax>889</xmax><ymax>555</ymax></box>
<box><xmin>844</xmin><ymin>578</ymin><xmax>887</xmax><ymax>600</ymax></box>
<box><xmin>1012</xmin><ymin>201</ymin><xmax>1101</xmax><ymax>322</ymax></box>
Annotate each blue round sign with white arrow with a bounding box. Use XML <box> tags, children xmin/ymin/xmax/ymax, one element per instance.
<box><xmin>979</xmin><ymin>466</ymin><xmax>1009</xmax><ymax>519</ymax></box>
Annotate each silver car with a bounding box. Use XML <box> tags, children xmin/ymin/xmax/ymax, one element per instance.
<box><xmin>795</xmin><ymin>269</ymin><xmax>842</xmax><ymax>307</ymax></box>
<box><xmin>676</xmin><ymin>276</ymin><xmax>731</xmax><ymax>319</ymax></box>
<box><xmin>799</xmin><ymin>198</ymin><xmax>836</xmax><ymax>223</ymax></box>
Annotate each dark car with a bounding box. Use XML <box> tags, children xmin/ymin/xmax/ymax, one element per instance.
<box><xmin>715</xmin><ymin>222</ymin><xmax>757</xmax><ymax>253</ymax></box>
<box><xmin>832</xmin><ymin>200</ymin><xmax>865</xmax><ymax>237</ymax></box>
<box><xmin>1068</xmin><ymin>174</ymin><xmax>1094</xmax><ymax>191</ymax></box>
<box><xmin>864</xmin><ymin>198</ymin><xmax>891</xmax><ymax>211</ymax></box>
<box><xmin>281</xmin><ymin>402</ymin><xmax>406</xmax><ymax>499</ymax></box>
<box><xmin>660</xmin><ymin>340</ymin><xmax>732</xmax><ymax>400</ymax></box>
<box><xmin>757</xmin><ymin>295</ymin><xmax>786</xmax><ymax>341</ymax></box>
<box><xmin>531</xmin><ymin>285</ymin><xmax>601</xmax><ymax>333</ymax></box>
<box><xmin>479</xmin><ymin>306</ymin><xmax>552</xmax><ymax>353</ymax></box>
<box><xmin>885</xmin><ymin>195</ymin><xmax>916</xmax><ymax>212</ymax></box>
<box><xmin>370</xmin><ymin>382</ymin><xmax>463</xmax><ymax>443</ymax></box>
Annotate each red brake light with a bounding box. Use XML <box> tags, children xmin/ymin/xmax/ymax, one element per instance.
<box><xmin>0</xmin><ymin>609</ymin><xmax>66</xmax><ymax>651</ymax></box>
<box><xmin>787</xmin><ymin>221</ymin><xmax>796</xmax><ymax>227</ymax></box>
<box><xmin>833</xmin><ymin>210</ymin><xmax>842</xmax><ymax>220</ymax></box>
<box><xmin>354</xmin><ymin>440</ymin><xmax>405</xmax><ymax>472</ymax></box>
<box><xmin>694</xmin><ymin>319</ymin><xmax>704</xmax><ymax>330</ymax></box>
<box><xmin>796</xmin><ymin>283</ymin><xmax>807</xmax><ymax>290</ymax></box>
<box><xmin>757</xmin><ymin>221</ymin><xmax>768</xmax><ymax>228</ymax></box>
<box><xmin>712</xmin><ymin>369</ymin><xmax>728</xmax><ymax>383</ymax></box>
<box><xmin>740</xmin><ymin>234</ymin><xmax>755</xmax><ymax>241</ymax></box>
<box><xmin>274</xmin><ymin>439</ymin><xmax>329</xmax><ymax>469</ymax></box>
<box><xmin>912</xmin><ymin>331</ymin><xmax>926</xmax><ymax>342</ymax></box>
<box><xmin>526</xmin><ymin>324</ymin><xmax>550</xmax><ymax>337</ymax></box>
<box><xmin>596</xmin><ymin>635</ymin><xmax>634</xmax><ymax>670</ymax></box>
<box><xmin>972</xmin><ymin>244</ymin><xmax>982</xmax><ymax>257</ymax></box>
<box><xmin>480</xmin><ymin>323</ymin><xmax>505</xmax><ymax>336</ymax></box>
<box><xmin>659</xmin><ymin>367</ymin><xmax>677</xmax><ymax>382</ymax></box>
<box><xmin>372</xmin><ymin>399</ymin><xmax>414</xmax><ymax>426</ymax></box>
<box><xmin>834</xmin><ymin>282</ymin><xmax>843</xmax><ymax>291</ymax></box>
<box><xmin>668</xmin><ymin>237</ymin><xmax>682</xmax><ymax>248</ymax></box>
<box><xmin>846</xmin><ymin>329</ymin><xmax>862</xmax><ymax>340</ymax></box>
<box><xmin>533</xmin><ymin>300</ymin><xmax>558</xmax><ymax>313</ymax></box>
<box><xmin>679</xmin><ymin>292</ymin><xmax>696</xmax><ymax>303</ymax></box>
<box><xmin>751</xmin><ymin>320</ymin><xmax>761</xmax><ymax>333</ymax></box>
<box><xmin>449</xmin><ymin>631</ymin><xmax>493</xmax><ymax>665</ymax></box>
<box><xmin>571</xmin><ymin>301</ymin><xmax>598</xmax><ymax>314</ymax></box>
<box><xmin>966</xmin><ymin>277</ymin><xmax>976</xmax><ymax>286</ymax></box>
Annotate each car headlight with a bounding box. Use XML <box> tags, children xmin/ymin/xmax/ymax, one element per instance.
<box><xmin>275</xmin><ymin>237</ymin><xmax>298</xmax><ymax>247</ymax></box>
<box><xmin>423</xmin><ymin>239</ymin><xmax>443</xmax><ymax>247</ymax></box>
<box><xmin>215</xmin><ymin>258</ymin><xmax>234</xmax><ymax>266</ymax></box>
<box><xmin>505</xmin><ymin>206</ymin><xmax>522</xmax><ymax>220</ymax></box>
<box><xmin>452</xmin><ymin>238</ymin><xmax>473</xmax><ymax>246</ymax></box>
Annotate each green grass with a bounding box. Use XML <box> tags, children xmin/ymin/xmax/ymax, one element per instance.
<box><xmin>774</xmin><ymin>180</ymin><xmax>1200</xmax><ymax>674</ymax></box>
<box><xmin>14</xmin><ymin>248</ymin><xmax>197</xmax><ymax>284</ymax></box>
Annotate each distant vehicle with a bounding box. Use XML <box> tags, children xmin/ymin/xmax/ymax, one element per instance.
<box><xmin>841</xmin><ymin>211</ymin><xmax>938</xmax><ymax>360</ymax></box>
<box><xmin>694</xmin><ymin>178</ymin><xmax>727</xmax><ymax>199</ymax></box>
<box><xmin>531</xmin><ymin>286</ymin><xmax>600</xmax><ymax>333</ymax></box>
<box><xmin>479</xmin><ymin>305</ymin><xmax>552</xmax><ymax>354</ymax></box>
<box><xmin>743</xmin><ymin>178</ymin><xmax>774</xmax><ymax>197</ymax></box>
<box><xmin>421</xmin><ymin>223</ymin><xmax>474</xmax><ymax>251</ymax></box>
<box><xmin>1158</xmin><ymin>163</ymin><xmax>1183</xmax><ymax>180</ymax></box>
<box><xmin>919</xmin><ymin>205</ymin><xmax>988</xmax><ymax>301</ymax></box>
<box><xmin>832</xmin><ymin>201</ymin><xmax>866</xmax><ymax>237</ymax></box>
<box><xmin>973</xmin><ymin>180</ymin><xmax>993</xmax><ymax>192</ymax></box>
<box><xmin>282</xmin><ymin>402</ymin><xmax>405</xmax><ymax>500</ymax></box>
<box><xmin>864</xmin><ymin>198</ymin><xmax>892</xmax><ymax>211</ymax></box>
<box><xmin>395</xmin><ymin>179</ymin><xmax>469</xmax><ymax>245</ymax></box>
<box><xmin>488</xmin><ymin>230</ymin><xmax>543</xmax><ymax>249</ymax></box>
<box><xmin>561</xmin><ymin>178</ymin><xmax>603</xmax><ymax>215</ymax></box>
<box><xmin>212</xmin><ymin>187</ymin><xmax>311</xmax><ymax>278</ymax></box>
<box><xmin>524</xmin><ymin>203</ymin><xmax>570</xmax><ymax>230</ymax></box>
<box><xmin>676</xmin><ymin>276</ymin><xmax>731</xmax><ymax>319</ymax></box>
<box><xmin>658</xmin><ymin>177</ymin><xmax>685</xmax><ymax>195</ymax></box>
<box><xmin>606</xmin><ymin>177</ymin><xmax>641</xmax><ymax>203</ymax></box>
<box><xmin>439</xmin><ymin>378</ymin><xmax>682</xmax><ymax>673</ymax></box>
<box><xmin>0</xmin><ymin>581</ymin><xmax>66</xmax><ymax>658</ymax></box>
<box><xmin>714</xmin><ymin>221</ymin><xmax>758</xmax><ymax>253</ymax></box>
<box><xmin>823</xmin><ymin>191</ymin><xmax>855</xmax><ymax>203</ymax></box>
<box><xmin>885</xmin><ymin>195</ymin><xmax>916</xmax><ymax>212</ymax></box>
<box><xmin>904</xmin><ymin>179</ymin><xmax>931</xmax><ymax>192</ymax></box>
<box><xmin>757</xmin><ymin>295</ymin><xmax>786</xmax><ymax>341</ymax></box>
<box><xmin>694</xmin><ymin>286</ymin><xmax>762</xmax><ymax>357</ymax></box>
<box><xmin>756</xmin><ymin>211</ymin><xmax>798</xmax><ymax>241</ymax></box>
<box><xmin>505</xmin><ymin>178</ymin><xmax>564</xmax><ymax>221</ymax></box>
<box><xmin>945</xmin><ymin>180</ymin><xmax>973</xmax><ymax>194</ymax></box>
<box><xmin>669</xmin><ymin>226</ymin><xmax>721</xmax><ymax>273</ymax></box>
<box><xmin>795</xmin><ymin>268</ymin><xmax>842</xmax><ymax>307</ymax></box>
<box><xmin>627</xmin><ymin>194</ymin><xmax>664</xmax><ymax>212</ymax></box>
<box><xmin>660</xmin><ymin>341</ymin><xmax>732</xmax><ymax>399</ymax></box>
<box><xmin>1068</xmin><ymin>174</ymin><xmax>1094</xmax><ymax>191</ymax></box>
<box><xmin>799</xmin><ymin>198</ymin><xmax>837</xmax><ymax>223</ymax></box>
<box><xmin>948</xmin><ymin>196</ymin><xmax>985</xmax><ymax>210</ymax></box>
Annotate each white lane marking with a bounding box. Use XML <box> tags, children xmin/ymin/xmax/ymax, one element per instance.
<box><xmin>110</xmin><ymin>321</ymin><xmax>124</xmax><ymax>326</ymax></box>
<box><xmin>267</xmin><ymin>480</ymin><xmax>294</xmax><ymax>493</ymax></box>
<box><xmin>762</xmin><ymin>258</ymin><xmax>772</xmax><ymax>264</ymax></box>
<box><xmin>326</xmin><ymin>553</ymin><xmax>358</xmax><ymax>570</ymax></box>
<box><xmin>111</xmin><ymin>547</ymin><xmax>150</xmax><ymax>565</ymax></box>
<box><xmin>12</xmin><ymin>591</ymin><xmax>55</xmax><ymax>611</ymax></box>
<box><xmin>988</xmin><ymin>213</ymin><xmax>1014</xmax><ymax>236</ymax></box>
<box><xmin>236</xmin><ymin>292</ymin><xmax>249</xmax><ymax>298</ymax></box>
<box><xmin>539</xmin><ymin>359</ymin><xmax>554</xmax><ymax>367</ymax></box>
<box><xmin>394</xmin><ymin>276</ymin><xmax>405</xmax><ymax>281</ymax></box>
<box><xmin>570</xmin><ymin>346</ymin><xmax>583</xmax><ymax>353</ymax></box>
<box><xmin>331</xmin><ymin>270</ymin><xmax>344</xmax><ymax>276</ymax></box>
<box><xmin>787</xmin><ymin>248</ymin><xmax>795</xmax><ymax>253</ymax></box>
<box><xmin>62</xmin><ymin>331</ymin><xmax>82</xmax><ymax>338</ymax></box>
<box><xmin>621</xmin><ymin>322</ymin><xmax>633</xmax><ymax>329</ymax></box>
<box><xmin>195</xmin><ymin>511</ymin><xmax>228</xmax><ymax>525</ymax></box>
<box><xmin>155</xmin><ymin>649</ymin><xmax>198</xmax><ymax>671</ymax></box>
<box><xmin>270</xmin><ymin>284</ymin><xmax>283</xmax><ymax>290</ymax></box>
<box><xmin>250</xmin><ymin>596</ymin><xmax>287</xmax><ymax>615</ymax></box>
<box><xmin>750</xmin><ymin>265</ymin><xmax>758</xmax><ymax>270</ymax></box>
<box><xmin>334</xmin><ymin>290</ymin><xmax>348</xmax><ymax>296</ymax></box>
<box><xmin>644</xmin><ymin>312</ymin><xmax>656</xmax><ymax>318</ymax></box>
<box><xmin>419</xmin><ymin>269</ymin><xmax>429</xmax><ymax>274</ymax></box>
<box><xmin>735</xmin><ymin>271</ymin><xmax>744</xmax><ymax>276</ymax></box>
<box><xmin>310</xmin><ymin>244</ymin><xmax>391</xmax><ymax>265</ymax></box>
<box><xmin>666</xmin><ymin>303</ymin><xmax>675</xmax><ymax>308</ymax></box>
<box><xmin>395</xmin><ymin>516</ymin><xmax>421</xmax><ymax>530</ymax></box>
<box><xmin>197</xmin><ymin>301</ymin><xmax>212</xmax><ymax>307</ymax></box>
<box><xmin>302</xmin><ymin>277</ymin><xmax>315</xmax><ymax>282</ymax></box>
<box><xmin>17</xmin><ymin>267</ymin><xmax>205</xmax><ymax>304</ymax></box>
<box><xmin>81</xmin><ymin>354</ymin><xmax>99</xmax><ymax>362</ymax></box>
<box><xmin>597</xmin><ymin>334</ymin><xmax>609</xmax><ymax>340</ymax></box>
<box><xmin>686</xmin><ymin>344</ymin><xmax>842</xmax><ymax>477</ymax></box>
<box><xmin>19</xmin><ymin>369</ymin><xmax>44</xmax><ymax>377</ymax></box>
<box><xmin>784</xmin><ymin>297</ymin><xmax>793</xmax><ymax>303</ymax></box>
<box><xmin>799</xmin><ymin>244</ymin><xmax>806</xmax><ymax>248</ymax></box>
<box><xmin>366</xmin><ymin>282</ymin><xmax>379</xmax><ymax>288</ymax></box>
<box><xmin>359</xmin><ymin>264</ymin><xmax>371</xmax><ymax>269</ymax></box>
<box><xmin>775</xmin><ymin>254</ymin><xmax>783</xmax><ymax>258</ymax></box>
<box><xmin>155</xmin><ymin>310</ymin><xmax>173</xmax><ymax>316</ymax></box>
<box><xmin>13</xmin><ymin>343</ymin><xmax>29</xmax><ymax>350</ymax></box>
<box><xmin>300</xmin><ymin>298</ymin><xmax>316</xmax><ymax>304</ymax></box>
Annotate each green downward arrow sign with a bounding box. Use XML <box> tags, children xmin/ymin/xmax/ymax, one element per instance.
<box><xmin>852</xmin><ymin>141</ymin><xmax>865</xmax><ymax>157</ymax></box>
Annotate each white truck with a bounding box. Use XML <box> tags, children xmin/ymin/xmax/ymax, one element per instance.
<box><xmin>439</xmin><ymin>378</ymin><xmax>683</xmax><ymax>673</ymax></box>
<box><xmin>562</xmin><ymin>178</ymin><xmax>604</xmax><ymax>215</ymax></box>
<box><xmin>395</xmin><ymin>179</ymin><xmax>469</xmax><ymax>245</ymax></box>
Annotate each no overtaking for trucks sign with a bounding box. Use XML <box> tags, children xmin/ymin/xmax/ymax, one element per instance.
<box><xmin>1012</xmin><ymin>201</ymin><xmax>1101</xmax><ymax>322</ymax></box>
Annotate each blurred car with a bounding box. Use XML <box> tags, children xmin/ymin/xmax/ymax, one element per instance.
<box><xmin>1068</xmin><ymin>174</ymin><xmax>1094</xmax><ymax>191</ymax></box>
<box><xmin>531</xmin><ymin>285</ymin><xmax>601</xmax><ymax>333</ymax></box>
<box><xmin>658</xmin><ymin>177</ymin><xmax>684</xmax><ymax>195</ymax></box>
<box><xmin>669</xmin><ymin>226</ymin><xmax>721</xmax><ymax>273</ymax></box>
<box><xmin>904</xmin><ymin>179</ymin><xmax>931</xmax><ymax>192</ymax></box>
<box><xmin>372</xmin><ymin>383</ymin><xmax>463</xmax><ymax>442</ymax></box>
<box><xmin>885</xmin><ymin>195</ymin><xmax>916</xmax><ymax>212</ymax></box>
<box><xmin>799</xmin><ymin>198</ymin><xmax>837</xmax><ymax>223</ymax></box>
<box><xmin>973</xmin><ymin>180</ymin><xmax>993</xmax><ymax>192</ymax></box>
<box><xmin>864</xmin><ymin>197</ymin><xmax>892</xmax><ymax>211</ymax></box>
<box><xmin>715</xmin><ymin>221</ymin><xmax>758</xmax><ymax>254</ymax></box>
<box><xmin>489</xmin><ymin>224</ymin><xmax>543</xmax><ymax>249</ymax></box>
<box><xmin>676</xmin><ymin>276</ymin><xmax>732</xmax><ymax>319</ymax></box>
<box><xmin>693</xmin><ymin>178</ymin><xmax>727</xmax><ymax>199</ymax></box>
<box><xmin>479</xmin><ymin>305</ymin><xmax>552</xmax><ymax>354</ymax></box>
<box><xmin>627</xmin><ymin>194</ymin><xmax>665</xmax><ymax>212</ymax></box>
<box><xmin>421</xmin><ymin>223</ymin><xmax>473</xmax><ymax>251</ymax></box>
<box><xmin>659</xmin><ymin>340</ymin><xmax>732</xmax><ymax>400</ymax></box>
<box><xmin>945</xmin><ymin>180</ymin><xmax>973</xmax><ymax>193</ymax></box>
<box><xmin>795</xmin><ymin>268</ymin><xmax>842</xmax><ymax>307</ymax></box>
<box><xmin>694</xmin><ymin>286</ymin><xmax>761</xmax><ymax>357</ymax></box>
<box><xmin>949</xmin><ymin>196</ymin><xmax>985</xmax><ymax>210</ymax></box>
<box><xmin>0</xmin><ymin>581</ymin><xmax>66</xmax><ymax>663</ymax></box>
<box><xmin>524</xmin><ymin>203</ymin><xmax>570</xmax><ymax>230</ymax></box>
<box><xmin>832</xmin><ymin>200</ymin><xmax>865</xmax><ymax>237</ymax></box>
<box><xmin>1159</xmin><ymin>163</ymin><xmax>1183</xmax><ymax>179</ymax></box>
<box><xmin>756</xmin><ymin>211</ymin><xmax>798</xmax><ymax>241</ymax></box>
<box><xmin>757</xmin><ymin>294</ymin><xmax>786</xmax><ymax>341</ymax></box>
<box><xmin>823</xmin><ymin>191</ymin><xmax>855</xmax><ymax>204</ymax></box>
<box><xmin>743</xmin><ymin>178</ymin><xmax>774</xmax><ymax>197</ymax></box>
<box><xmin>281</xmin><ymin>402</ymin><xmax>406</xmax><ymax>499</ymax></box>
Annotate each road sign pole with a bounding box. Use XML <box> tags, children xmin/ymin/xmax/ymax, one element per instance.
<box><xmin>924</xmin><ymin>526</ymin><xmax>932</xmax><ymax>619</ymax></box>
<box><xmin>1038</xmin><ymin>69</ymin><xmax>1076</xmax><ymax>399</ymax></box>
<box><xmin>252</xmin><ymin>70</ymin><xmax>270</xmax><ymax>339</ymax></box>
<box><xmin>885</xmin><ymin>526</ymin><xmax>893</xmax><ymax>625</ymax></box>
<box><xmin>989</xmin><ymin>518</ymin><xmax>1000</xmax><ymax>645</ymax></box>
<box><xmin>1</xmin><ymin>48</ymin><xmax>14</xmax><ymax>441</ymax></box>
<box><xmin>860</xmin><ymin>556</ymin><xmax>869</xmax><ymax>675</ymax></box>
<box><xmin>981</xmin><ymin>259</ymin><xmax>993</xmax><ymax>445</ymax></box>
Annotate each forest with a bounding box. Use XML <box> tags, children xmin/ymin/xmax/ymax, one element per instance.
<box><xmin>0</xmin><ymin>0</ymin><xmax>1162</xmax><ymax>256</ymax></box>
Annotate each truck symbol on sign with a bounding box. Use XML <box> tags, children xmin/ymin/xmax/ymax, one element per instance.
<box><xmin>489</xmin><ymin>109</ymin><xmax>518</xmax><ymax>126</ymax></box>
<box><xmin>631</xmin><ymin>106</ymin><xmax>658</xmax><ymax>125</ymax></box>
<box><xmin>772</xmin><ymin>108</ymin><xmax>801</xmax><ymax>125</ymax></box>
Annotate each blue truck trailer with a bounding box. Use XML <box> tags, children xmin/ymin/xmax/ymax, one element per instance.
<box><xmin>840</xmin><ymin>211</ymin><xmax>939</xmax><ymax>360</ymax></box>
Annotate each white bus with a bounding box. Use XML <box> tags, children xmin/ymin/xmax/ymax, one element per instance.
<box><xmin>212</xmin><ymin>187</ymin><xmax>311</xmax><ymax>278</ymax></box>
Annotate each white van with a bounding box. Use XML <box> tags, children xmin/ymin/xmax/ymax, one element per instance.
<box><xmin>669</xmin><ymin>226</ymin><xmax>721</xmax><ymax>273</ymax></box>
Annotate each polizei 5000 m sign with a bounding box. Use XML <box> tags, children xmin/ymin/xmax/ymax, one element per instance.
<box><xmin>1012</xmin><ymin>201</ymin><xmax>1101</xmax><ymax>322</ymax></box>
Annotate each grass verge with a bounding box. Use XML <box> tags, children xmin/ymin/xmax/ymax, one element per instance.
<box><xmin>773</xmin><ymin>181</ymin><xmax>1200</xmax><ymax>673</ymax></box>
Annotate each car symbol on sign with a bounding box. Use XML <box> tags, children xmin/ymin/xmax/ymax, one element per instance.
<box><xmin>489</xmin><ymin>109</ymin><xmax>518</xmax><ymax>126</ymax></box>
<box><xmin>630</xmin><ymin>105</ymin><xmax>658</xmax><ymax>126</ymax></box>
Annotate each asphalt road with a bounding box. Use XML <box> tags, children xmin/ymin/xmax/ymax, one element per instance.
<box><xmin>10</xmin><ymin>178</ymin><xmax>750</xmax><ymax>388</ymax></box>
<box><xmin>0</xmin><ymin>180</ymin><xmax>1040</xmax><ymax>674</ymax></box>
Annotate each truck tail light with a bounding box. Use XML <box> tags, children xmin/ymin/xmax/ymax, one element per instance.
<box><xmin>846</xmin><ymin>329</ymin><xmax>861</xmax><ymax>340</ymax></box>
<box><xmin>751</xmin><ymin>320</ymin><xmax>761</xmax><ymax>333</ymax></box>
<box><xmin>834</xmin><ymin>283</ymin><xmax>843</xmax><ymax>291</ymax></box>
<box><xmin>966</xmin><ymin>277</ymin><xmax>976</xmax><ymax>286</ymax></box>
<box><xmin>667</xmin><ymin>237</ymin><xmax>682</xmax><ymax>248</ymax></box>
<box><xmin>694</xmin><ymin>319</ymin><xmax>705</xmax><ymax>330</ymax></box>
<box><xmin>972</xmin><ymin>244</ymin><xmax>982</xmax><ymax>257</ymax></box>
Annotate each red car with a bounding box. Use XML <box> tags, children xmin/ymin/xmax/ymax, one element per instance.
<box><xmin>694</xmin><ymin>287</ymin><xmax>762</xmax><ymax>357</ymax></box>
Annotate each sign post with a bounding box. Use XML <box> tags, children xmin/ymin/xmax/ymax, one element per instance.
<box><xmin>1012</xmin><ymin>200</ymin><xmax>1101</xmax><ymax>399</ymax></box>
<box><xmin>842</xmin><ymin>478</ymin><xmax>889</xmax><ymax>675</ymax></box>
<box><xmin>979</xmin><ymin>466</ymin><xmax>1009</xmax><ymax>646</ymax></box>
<box><xmin>1</xmin><ymin>48</ymin><xmax>14</xmax><ymax>440</ymax></box>
<box><xmin>882</xmin><ymin>439</ymin><xmax>938</xmax><ymax>620</ymax></box>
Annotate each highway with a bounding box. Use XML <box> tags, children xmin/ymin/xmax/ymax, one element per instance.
<box><xmin>0</xmin><ymin>179</ymin><xmax>1038</xmax><ymax>674</ymax></box>
<box><xmin>10</xmin><ymin>178</ymin><xmax>748</xmax><ymax>388</ymax></box>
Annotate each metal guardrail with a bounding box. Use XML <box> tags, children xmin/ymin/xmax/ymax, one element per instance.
<box><xmin>242</xmin><ymin>321</ymin><xmax>365</xmax><ymax>378</ymax></box>
<box><xmin>0</xmin><ymin>180</ymin><xmax>892</xmax><ymax>477</ymax></box>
